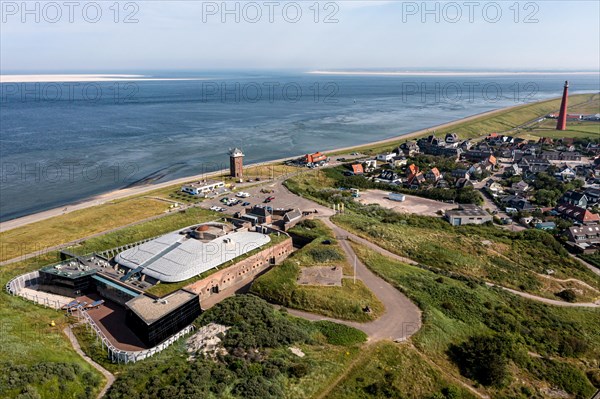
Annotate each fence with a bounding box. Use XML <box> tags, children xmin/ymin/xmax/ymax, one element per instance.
<box><xmin>76</xmin><ymin>309</ymin><xmax>195</xmax><ymax>364</ymax></box>
<box><xmin>6</xmin><ymin>270</ymin><xmax>195</xmax><ymax>364</ymax></box>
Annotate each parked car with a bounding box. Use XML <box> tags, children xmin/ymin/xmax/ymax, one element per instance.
<box><xmin>220</xmin><ymin>197</ymin><xmax>229</xmax><ymax>203</ymax></box>
<box><xmin>242</xmin><ymin>202</ymin><xmax>251</xmax><ymax>206</ymax></box>
<box><xmin>236</xmin><ymin>192</ymin><xmax>250</xmax><ymax>198</ymax></box>
<box><xmin>210</xmin><ymin>205</ymin><xmax>220</xmax><ymax>211</ymax></box>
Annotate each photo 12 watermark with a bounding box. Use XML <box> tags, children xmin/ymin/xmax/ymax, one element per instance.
<box><xmin>0</xmin><ymin>1</ymin><xmax>140</xmax><ymax>23</ymax></box>
<box><xmin>200</xmin><ymin>1</ymin><xmax>339</xmax><ymax>24</ymax></box>
<box><xmin>0</xmin><ymin>82</ymin><xmax>139</xmax><ymax>103</ymax></box>
<box><xmin>199</xmin><ymin>81</ymin><xmax>339</xmax><ymax>103</ymax></box>
<box><xmin>400</xmin><ymin>81</ymin><xmax>539</xmax><ymax>103</ymax></box>
<box><xmin>400</xmin><ymin>1</ymin><xmax>540</xmax><ymax>23</ymax></box>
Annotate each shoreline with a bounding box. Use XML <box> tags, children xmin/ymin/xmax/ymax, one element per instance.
<box><xmin>308</xmin><ymin>70</ymin><xmax>599</xmax><ymax>77</ymax></box>
<box><xmin>0</xmin><ymin>95</ymin><xmax>564</xmax><ymax>233</ymax></box>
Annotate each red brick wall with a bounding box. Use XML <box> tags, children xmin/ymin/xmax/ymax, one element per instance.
<box><xmin>185</xmin><ymin>237</ymin><xmax>292</xmax><ymax>301</ymax></box>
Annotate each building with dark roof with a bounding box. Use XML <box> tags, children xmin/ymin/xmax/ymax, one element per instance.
<box><xmin>445</xmin><ymin>204</ymin><xmax>492</xmax><ymax>226</ymax></box>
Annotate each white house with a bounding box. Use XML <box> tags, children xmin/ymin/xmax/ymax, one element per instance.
<box><xmin>376</xmin><ymin>152</ymin><xmax>397</xmax><ymax>162</ymax></box>
<box><xmin>182</xmin><ymin>180</ymin><xmax>225</xmax><ymax>196</ymax></box>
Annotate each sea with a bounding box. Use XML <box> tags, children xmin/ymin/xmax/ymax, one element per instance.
<box><xmin>1</xmin><ymin>71</ymin><xmax>599</xmax><ymax>222</ymax></box>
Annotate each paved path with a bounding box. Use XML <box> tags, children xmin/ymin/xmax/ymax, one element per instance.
<box><xmin>63</xmin><ymin>326</ymin><xmax>115</xmax><ymax>399</ymax></box>
<box><xmin>570</xmin><ymin>254</ymin><xmax>600</xmax><ymax>277</ymax></box>
<box><xmin>485</xmin><ymin>283</ymin><xmax>600</xmax><ymax>308</ymax></box>
<box><xmin>285</xmin><ymin>217</ymin><xmax>422</xmax><ymax>342</ymax></box>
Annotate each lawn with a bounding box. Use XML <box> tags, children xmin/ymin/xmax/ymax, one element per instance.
<box><xmin>251</xmin><ymin>219</ymin><xmax>384</xmax><ymax>322</ymax></box>
<box><xmin>332</xmin><ymin>209</ymin><xmax>600</xmax><ymax>303</ymax></box>
<box><xmin>351</xmin><ymin>243</ymin><xmax>600</xmax><ymax>398</ymax></box>
<box><xmin>0</xmin><ymin>197</ymin><xmax>169</xmax><ymax>263</ymax></box>
<box><xmin>0</xmin><ymin>255</ymin><xmax>104</xmax><ymax>398</ymax></box>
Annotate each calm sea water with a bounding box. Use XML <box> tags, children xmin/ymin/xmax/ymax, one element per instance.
<box><xmin>1</xmin><ymin>71</ymin><xmax>598</xmax><ymax>221</ymax></box>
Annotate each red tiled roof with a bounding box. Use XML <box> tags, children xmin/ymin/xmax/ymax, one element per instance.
<box><xmin>351</xmin><ymin>164</ymin><xmax>364</xmax><ymax>174</ymax></box>
<box><xmin>556</xmin><ymin>204</ymin><xmax>600</xmax><ymax>223</ymax></box>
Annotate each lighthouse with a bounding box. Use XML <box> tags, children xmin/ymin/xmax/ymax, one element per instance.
<box><xmin>556</xmin><ymin>81</ymin><xmax>569</xmax><ymax>131</ymax></box>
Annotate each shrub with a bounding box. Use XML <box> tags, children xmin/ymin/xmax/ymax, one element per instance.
<box><xmin>556</xmin><ymin>289</ymin><xmax>577</xmax><ymax>303</ymax></box>
<box><xmin>314</xmin><ymin>321</ymin><xmax>367</xmax><ymax>346</ymax></box>
<box><xmin>448</xmin><ymin>335</ymin><xmax>516</xmax><ymax>387</ymax></box>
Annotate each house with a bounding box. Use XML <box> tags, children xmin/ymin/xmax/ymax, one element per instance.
<box><xmin>407</xmin><ymin>164</ymin><xmax>419</xmax><ymax>176</ymax></box>
<box><xmin>559</xmin><ymin>191</ymin><xmax>588</xmax><ymax>208</ymax></box>
<box><xmin>407</xmin><ymin>172</ymin><xmax>426</xmax><ymax>188</ymax></box>
<box><xmin>584</xmin><ymin>188</ymin><xmax>600</xmax><ymax>205</ymax></box>
<box><xmin>376</xmin><ymin>170</ymin><xmax>402</xmax><ymax>184</ymax></box>
<box><xmin>555</xmin><ymin>204</ymin><xmax>600</xmax><ymax>224</ymax></box>
<box><xmin>487</xmin><ymin>181</ymin><xmax>505</xmax><ymax>195</ymax></box>
<box><xmin>445</xmin><ymin>133</ymin><xmax>459</xmax><ymax>144</ymax></box>
<box><xmin>376</xmin><ymin>152</ymin><xmax>397</xmax><ymax>162</ymax></box>
<box><xmin>566</xmin><ymin>225</ymin><xmax>600</xmax><ymax>254</ymax></box>
<box><xmin>460</xmin><ymin>140</ymin><xmax>473</xmax><ymax>151</ymax></box>
<box><xmin>518</xmin><ymin>157</ymin><xmax>550</xmax><ymax>174</ymax></box>
<box><xmin>505</xmin><ymin>163</ymin><xmax>522</xmax><ymax>176</ymax></box>
<box><xmin>351</xmin><ymin>164</ymin><xmax>364</xmax><ymax>175</ymax></box>
<box><xmin>451</xmin><ymin>169</ymin><xmax>470</xmax><ymax>180</ymax></box>
<box><xmin>502</xmin><ymin>196</ymin><xmax>535</xmax><ymax>211</ymax></box>
<box><xmin>464</xmin><ymin>149</ymin><xmax>494</xmax><ymax>162</ymax></box>
<box><xmin>436</xmin><ymin>179</ymin><xmax>450</xmax><ymax>189</ymax></box>
<box><xmin>468</xmin><ymin>164</ymin><xmax>483</xmax><ymax>176</ymax></box>
<box><xmin>484</xmin><ymin>155</ymin><xmax>498</xmax><ymax>170</ymax></box>
<box><xmin>555</xmin><ymin>165</ymin><xmax>576</xmax><ymax>181</ymax></box>
<box><xmin>399</xmin><ymin>141</ymin><xmax>420</xmax><ymax>157</ymax></box>
<box><xmin>455</xmin><ymin>178</ymin><xmax>474</xmax><ymax>189</ymax></box>
<box><xmin>511</xmin><ymin>180</ymin><xmax>529</xmax><ymax>193</ymax></box>
<box><xmin>365</xmin><ymin>160</ymin><xmax>377</xmax><ymax>170</ymax></box>
<box><xmin>445</xmin><ymin>204</ymin><xmax>492</xmax><ymax>226</ymax></box>
<box><xmin>425</xmin><ymin>167</ymin><xmax>442</xmax><ymax>182</ymax></box>
<box><xmin>539</xmin><ymin>151</ymin><xmax>561</xmax><ymax>161</ymax></box>
<box><xmin>181</xmin><ymin>180</ymin><xmax>226</xmax><ymax>196</ymax></box>
<box><xmin>392</xmin><ymin>156</ymin><xmax>408</xmax><ymax>167</ymax></box>
<box><xmin>560</xmin><ymin>152</ymin><xmax>582</xmax><ymax>161</ymax></box>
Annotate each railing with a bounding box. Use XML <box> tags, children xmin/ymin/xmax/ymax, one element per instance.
<box><xmin>5</xmin><ymin>271</ymin><xmax>69</xmax><ymax>309</ymax></box>
<box><xmin>76</xmin><ymin>309</ymin><xmax>195</xmax><ymax>364</ymax></box>
<box><xmin>6</xmin><ymin>270</ymin><xmax>195</xmax><ymax>364</ymax></box>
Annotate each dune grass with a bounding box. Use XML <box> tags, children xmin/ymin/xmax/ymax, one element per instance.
<box><xmin>351</xmin><ymin>243</ymin><xmax>599</xmax><ymax>398</ymax></box>
<box><xmin>0</xmin><ymin>197</ymin><xmax>169</xmax><ymax>263</ymax></box>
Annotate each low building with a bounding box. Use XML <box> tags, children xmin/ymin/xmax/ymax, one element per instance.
<box><xmin>445</xmin><ymin>204</ymin><xmax>492</xmax><ymax>226</ymax></box>
<box><xmin>182</xmin><ymin>180</ymin><xmax>225</xmax><ymax>196</ymax></box>
<box><xmin>304</xmin><ymin>152</ymin><xmax>327</xmax><ymax>164</ymax></box>
<box><xmin>559</xmin><ymin>191</ymin><xmax>588</xmax><ymax>208</ymax></box>
<box><xmin>555</xmin><ymin>204</ymin><xmax>600</xmax><ymax>224</ymax></box>
<box><xmin>566</xmin><ymin>225</ymin><xmax>600</xmax><ymax>254</ymax></box>
<box><xmin>535</xmin><ymin>222</ymin><xmax>556</xmax><ymax>230</ymax></box>
<box><xmin>376</xmin><ymin>152</ymin><xmax>397</xmax><ymax>162</ymax></box>
<box><xmin>125</xmin><ymin>290</ymin><xmax>201</xmax><ymax>347</ymax></box>
<box><xmin>351</xmin><ymin>164</ymin><xmax>364</xmax><ymax>175</ymax></box>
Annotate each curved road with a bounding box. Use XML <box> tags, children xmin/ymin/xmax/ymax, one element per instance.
<box><xmin>286</xmin><ymin>217</ymin><xmax>422</xmax><ymax>342</ymax></box>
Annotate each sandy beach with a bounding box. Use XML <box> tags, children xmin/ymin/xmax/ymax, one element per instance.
<box><xmin>0</xmin><ymin>95</ymin><xmax>559</xmax><ymax>233</ymax></box>
<box><xmin>0</xmin><ymin>74</ymin><xmax>206</xmax><ymax>83</ymax></box>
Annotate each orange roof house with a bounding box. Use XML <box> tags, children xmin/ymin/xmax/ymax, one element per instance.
<box><xmin>407</xmin><ymin>164</ymin><xmax>419</xmax><ymax>176</ymax></box>
<box><xmin>351</xmin><ymin>164</ymin><xmax>364</xmax><ymax>175</ymax></box>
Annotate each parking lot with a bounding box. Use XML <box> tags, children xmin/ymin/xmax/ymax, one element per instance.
<box><xmin>198</xmin><ymin>179</ymin><xmax>334</xmax><ymax>217</ymax></box>
<box><xmin>355</xmin><ymin>189</ymin><xmax>456</xmax><ymax>217</ymax></box>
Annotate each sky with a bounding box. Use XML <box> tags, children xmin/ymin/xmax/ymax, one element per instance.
<box><xmin>1</xmin><ymin>0</ymin><xmax>599</xmax><ymax>72</ymax></box>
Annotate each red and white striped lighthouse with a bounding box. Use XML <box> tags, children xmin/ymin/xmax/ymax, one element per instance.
<box><xmin>556</xmin><ymin>81</ymin><xmax>569</xmax><ymax>131</ymax></box>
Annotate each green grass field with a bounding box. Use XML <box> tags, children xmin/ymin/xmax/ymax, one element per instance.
<box><xmin>0</xmin><ymin>197</ymin><xmax>170</xmax><ymax>263</ymax></box>
<box><xmin>251</xmin><ymin>219</ymin><xmax>384</xmax><ymax>322</ymax></box>
<box><xmin>330</xmin><ymin>209</ymin><xmax>600</xmax><ymax>303</ymax></box>
<box><xmin>351</xmin><ymin>243</ymin><xmax>600</xmax><ymax>398</ymax></box>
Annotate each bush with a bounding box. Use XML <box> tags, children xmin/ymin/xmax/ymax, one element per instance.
<box><xmin>314</xmin><ymin>321</ymin><xmax>367</xmax><ymax>346</ymax></box>
<box><xmin>308</xmin><ymin>247</ymin><xmax>344</xmax><ymax>263</ymax></box>
<box><xmin>448</xmin><ymin>335</ymin><xmax>516</xmax><ymax>387</ymax></box>
<box><xmin>556</xmin><ymin>289</ymin><xmax>577</xmax><ymax>303</ymax></box>
<box><xmin>198</xmin><ymin>295</ymin><xmax>311</xmax><ymax>350</ymax></box>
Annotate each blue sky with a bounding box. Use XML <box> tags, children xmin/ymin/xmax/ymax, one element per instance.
<box><xmin>1</xmin><ymin>1</ymin><xmax>599</xmax><ymax>72</ymax></box>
